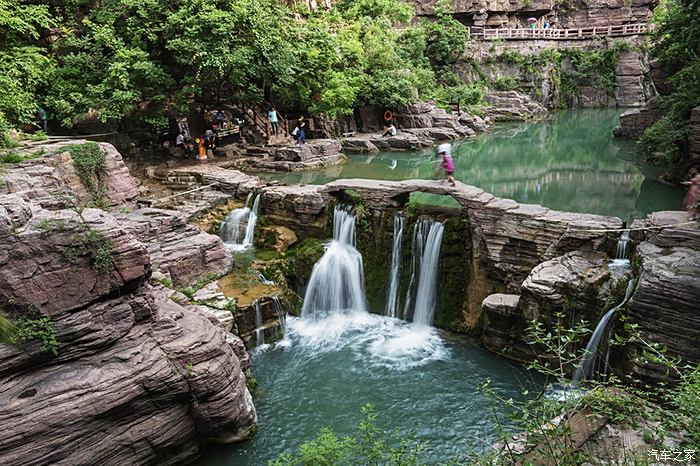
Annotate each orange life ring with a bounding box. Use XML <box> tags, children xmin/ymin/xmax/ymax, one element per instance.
<box><xmin>384</xmin><ymin>110</ymin><xmax>393</xmax><ymax>121</ymax></box>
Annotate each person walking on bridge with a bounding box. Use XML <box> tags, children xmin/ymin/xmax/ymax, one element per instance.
<box><xmin>435</xmin><ymin>143</ymin><xmax>456</xmax><ymax>187</ymax></box>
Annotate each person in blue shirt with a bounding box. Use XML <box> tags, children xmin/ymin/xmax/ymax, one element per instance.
<box><xmin>269</xmin><ymin>107</ymin><xmax>279</xmax><ymax>135</ymax></box>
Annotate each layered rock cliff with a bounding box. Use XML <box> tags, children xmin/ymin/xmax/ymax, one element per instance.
<box><xmin>0</xmin><ymin>142</ymin><xmax>257</xmax><ymax>465</ymax></box>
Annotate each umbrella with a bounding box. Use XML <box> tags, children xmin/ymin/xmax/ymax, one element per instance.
<box><xmin>527</xmin><ymin>17</ymin><xmax>537</xmax><ymax>22</ymax></box>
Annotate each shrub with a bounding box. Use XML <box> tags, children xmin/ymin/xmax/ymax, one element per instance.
<box><xmin>271</xmin><ymin>404</ymin><xmax>423</xmax><ymax>465</ymax></box>
<box><xmin>11</xmin><ymin>316</ymin><xmax>59</xmax><ymax>355</ymax></box>
<box><xmin>67</xmin><ymin>142</ymin><xmax>108</xmax><ymax>205</ymax></box>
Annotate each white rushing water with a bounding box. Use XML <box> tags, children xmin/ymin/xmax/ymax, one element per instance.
<box><xmin>219</xmin><ymin>193</ymin><xmax>261</xmax><ymax>251</ymax></box>
<box><xmin>609</xmin><ymin>232</ymin><xmax>631</xmax><ymax>272</ymax></box>
<box><xmin>385</xmin><ymin>213</ymin><xmax>404</xmax><ymax>318</ymax></box>
<box><xmin>301</xmin><ymin>205</ymin><xmax>366</xmax><ymax>317</ymax></box>
<box><xmin>254</xmin><ymin>300</ymin><xmax>265</xmax><ymax>346</ymax></box>
<box><xmin>283</xmin><ymin>310</ymin><xmax>449</xmax><ymax>370</ymax></box>
<box><xmin>573</xmin><ymin>279</ymin><xmax>636</xmax><ymax>381</ymax></box>
<box><xmin>271</xmin><ymin>296</ymin><xmax>286</xmax><ymax>336</ymax></box>
<box><xmin>404</xmin><ymin>218</ymin><xmax>445</xmax><ymax>326</ymax></box>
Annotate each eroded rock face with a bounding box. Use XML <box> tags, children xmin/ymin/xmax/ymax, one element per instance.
<box><xmin>2</xmin><ymin>141</ymin><xmax>139</xmax><ymax>209</ymax></box>
<box><xmin>626</xmin><ymin>211</ymin><xmax>700</xmax><ymax>383</ymax></box>
<box><xmin>485</xmin><ymin>91</ymin><xmax>547</xmax><ymax>122</ymax></box>
<box><xmin>613</xmin><ymin>98</ymin><xmax>663</xmax><ymax>139</ymax></box>
<box><xmin>413</xmin><ymin>0</ymin><xmax>655</xmax><ymax>28</ymax></box>
<box><xmin>0</xmin><ymin>144</ymin><xmax>257</xmax><ymax>465</ymax></box>
<box><xmin>233</xmin><ymin>139</ymin><xmax>344</xmax><ymax>171</ymax></box>
<box><xmin>0</xmin><ymin>197</ymin><xmax>149</xmax><ymax>314</ymax></box>
<box><xmin>116</xmin><ymin>208</ymin><xmax>232</xmax><ymax>287</ymax></box>
<box><xmin>481</xmin><ymin>251</ymin><xmax>614</xmax><ymax>362</ymax></box>
<box><xmin>0</xmin><ymin>284</ymin><xmax>257</xmax><ymax>465</ymax></box>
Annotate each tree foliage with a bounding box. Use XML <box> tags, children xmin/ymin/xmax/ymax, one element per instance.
<box><xmin>640</xmin><ymin>0</ymin><xmax>700</xmax><ymax>172</ymax></box>
<box><xmin>0</xmin><ymin>0</ymin><xmax>472</xmax><ymax>132</ymax></box>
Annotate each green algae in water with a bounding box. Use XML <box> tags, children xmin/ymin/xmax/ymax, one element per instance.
<box><xmin>198</xmin><ymin>311</ymin><xmax>543</xmax><ymax>465</ymax></box>
<box><xmin>260</xmin><ymin>110</ymin><xmax>684</xmax><ymax>223</ymax></box>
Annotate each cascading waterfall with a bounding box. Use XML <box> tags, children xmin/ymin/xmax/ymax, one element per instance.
<box><xmin>271</xmin><ymin>296</ymin><xmax>286</xmax><ymax>335</ymax></box>
<box><xmin>573</xmin><ymin>279</ymin><xmax>636</xmax><ymax>381</ymax></box>
<box><xmin>403</xmin><ymin>218</ymin><xmax>445</xmax><ymax>326</ymax></box>
<box><xmin>615</xmin><ymin>232</ymin><xmax>629</xmax><ymax>260</ymax></box>
<box><xmin>219</xmin><ymin>193</ymin><xmax>261</xmax><ymax>251</ymax></box>
<box><xmin>301</xmin><ymin>205</ymin><xmax>367</xmax><ymax>317</ymax></box>
<box><xmin>254</xmin><ymin>300</ymin><xmax>265</xmax><ymax>346</ymax></box>
<box><xmin>384</xmin><ymin>213</ymin><xmax>404</xmax><ymax>318</ymax></box>
<box><xmin>610</xmin><ymin>232</ymin><xmax>631</xmax><ymax>271</ymax></box>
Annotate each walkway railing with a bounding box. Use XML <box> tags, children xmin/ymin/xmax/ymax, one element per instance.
<box><xmin>239</xmin><ymin>102</ymin><xmax>290</xmax><ymax>141</ymax></box>
<box><xmin>473</xmin><ymin>23</ymin><xmax>651</xmax><ymax>41</ymax></box>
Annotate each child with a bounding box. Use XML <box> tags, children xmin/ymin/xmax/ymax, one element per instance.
<box><xmin>435</xmin><ymin>143</ymin><xmax>456</xmax><ymax>187</ymax></box>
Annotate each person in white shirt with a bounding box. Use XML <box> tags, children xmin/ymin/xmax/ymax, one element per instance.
<box><xmin>382</xmin><ymin>124</ymin><xmax>397</xmax><ymax>137</ymax></box>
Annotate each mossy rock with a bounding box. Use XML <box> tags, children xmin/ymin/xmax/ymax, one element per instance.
<box><xmin>284</xmin><ymin>237</ymin><xmax>326</xmax><ymax>295</ymax></box>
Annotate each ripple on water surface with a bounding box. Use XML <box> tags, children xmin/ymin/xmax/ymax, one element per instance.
<box><xmin>199</xmin><ymin>311</ymin><xmax>543</xmax><ymax>465</ymax></box>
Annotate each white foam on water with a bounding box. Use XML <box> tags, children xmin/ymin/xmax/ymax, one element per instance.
<box><xmin>282</xmin><ymin>311</ymin><xmax>450</xmax><ymax>371</ymax></box>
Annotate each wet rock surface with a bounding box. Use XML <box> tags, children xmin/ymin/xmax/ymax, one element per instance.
<box><xmin>614</xmin><ymin>98</ymin><xmax>663</xmax><ymax>139</ymax></box>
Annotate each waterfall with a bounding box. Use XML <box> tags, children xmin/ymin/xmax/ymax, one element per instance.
<box><xmin>385</xmin><ymin>213</ymin><xmax>404</xmax><ymax>318</ymax></box>
<box><xmin>254</xmin><ymin>300</ymin><xmax>265</xmax><ymax>346</ymax></box>
<box><xmin>219</xmin><ymin>193</ymin><xmax>260</xmax><ymax>251</ymax></box>
<box><xmin>301</xmin><ymin>205</ymin><xmax>367</xmax><ymax>317</ymax></box>
<box><xmin>573</xmin><ymin>280</ymin><xmax>636</xmax><ymax>381</ymax></box>
<box><xmin>615</xmin><ymin>232</ymin><xmax>629</xmax><ymax>260</ymax></box>
<box><xmin>271</xmin><ymin>297</ymin><xmax>286</xmax><ymax>336</ymax></box>
<box><xmin>403</xmin><ymin>218</ymin><xmax>445</xmax><ymax>326</ymax></box>
<box><xmin>333</xmin><ymin>206</ymin><xmax>356</xmax><ymax>246</ymax></box>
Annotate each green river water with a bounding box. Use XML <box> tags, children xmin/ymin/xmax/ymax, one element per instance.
<box><xmin>200</xmin><ymin>110</ymin><xmax>681</xmax><ymax>465</ymax></box>
<box><xmin>262</xmin><ymin>109</ymin><xmax>684</xmax><ymax>223</ymax></box>
<box><xmin>200</xmin><ymin>312</ymin><xmax>542</xmax><ymax>465</ymax></box>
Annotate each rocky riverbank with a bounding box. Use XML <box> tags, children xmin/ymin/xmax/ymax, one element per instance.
<box><xmin>1</xmin><ymin>138</ymin><xmax>698</xmax><ymax>465</ymax></box>
<box><xmin>0</xmin><ymin>141</ymin><xmax>257</xmax><ymax>465</ymax></box>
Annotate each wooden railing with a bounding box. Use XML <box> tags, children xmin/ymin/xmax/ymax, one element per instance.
<box><xmin>239</xmin><ymin>102</ymin><xmax>289</xmax><ymax>141</ymax></box>
<box><xmin>473</xmin><ymin>23</ymin><xmax>651</xmax><ymax>41</ymax></box>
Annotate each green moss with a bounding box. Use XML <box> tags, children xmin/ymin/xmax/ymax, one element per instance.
<box><xmin>285</xmin><ymin>238</ymin><xmax>326</xmax><ymax>294</ymax></box>
<box><xmin>66</xmin><ymin>142</ymin><xmax>108</xmax><ymax>207</ymax></box>
<box><xmin>11</xmin><ymin>316</ymin><xmax>59</xmax><ymax>355</ymax></box>
<box><xmin>434</xmin><ymin>215</ymin><xmax>470</xmax><ymax>331</ymax></box>
<box><xmin>62</xmin><ymin>223</ymin><xmax>113</xmax><ymax>274</ymax></box>
<box><xmin>355</xmin><ymin>208</ymin><xmax>394</xmax><ymax>313</ymax></box>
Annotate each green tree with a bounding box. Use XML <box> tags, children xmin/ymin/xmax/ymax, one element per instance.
<box><xmin>639</xmin><ymin>0</ymin><xmax>700</xmax><ymax>173</ymax></box>
<box><xmin>0</xmin><ymin>0</ymin><xmax>55</xmax><ymax>132</ymax></box>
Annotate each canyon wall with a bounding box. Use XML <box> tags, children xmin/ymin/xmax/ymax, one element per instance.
<box><xmin>0</xmin><ymin>143</ymin><xmax>257</xmax><ymax>465</ymax></box>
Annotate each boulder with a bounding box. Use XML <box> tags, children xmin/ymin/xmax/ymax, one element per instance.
<box><xmin>260</xmin><ymin>184</ymin><xmax>331</xmax><ymax>238</ymax></box>
<box><xmin>2</xmin><ymin>141</ymin><xmax>139</xmax><ymax>209</ymax></box>
<box><xmin>482</xmin><ymin>251</ymin><xmax>614</xmax><ymax>362</ymax></box>
<box><xmin>117</xmin><ymin>208</ymin><xmax>232</xmax><ymax>287</ymax></box>
<box><xmin>613</xmin><ymin>98</ymin><xmax>664</xmax><ymax>139</ymax></box>
<box><xmin>341</xmin><ymin>137</ymin><xmax>379</xmax><ymax>153</ymax></box>
<box><xmin>370</xmin><ymin>133</ymin><xmax>431</xmax><ymax>150</ymax></box>
<box><xmin>0</xmin><ymin>198</ymin><xmax>149</xmax><ymax>314</ymax></box>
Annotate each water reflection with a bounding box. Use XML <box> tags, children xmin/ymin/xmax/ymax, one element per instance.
<box><xmin>260</xmin><ymin>110</ymin><xmax>684</xmax><ymax>222</ymax></box>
